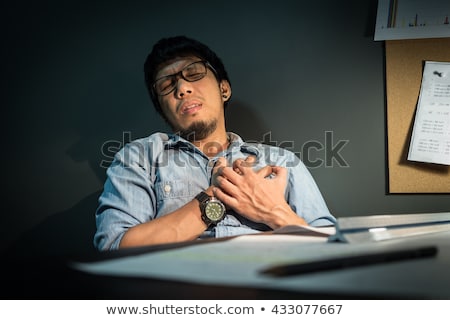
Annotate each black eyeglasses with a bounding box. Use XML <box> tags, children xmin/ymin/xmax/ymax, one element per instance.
<box><xmin>153</xmin><ymin>60</ymin><xmax>216</xmax><ymax>96</ymax></box>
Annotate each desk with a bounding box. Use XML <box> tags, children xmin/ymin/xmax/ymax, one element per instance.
<box><xmin>3</xmin><ymin>231</ymin><xmax>450</xmax><ymax>299</ymax></box>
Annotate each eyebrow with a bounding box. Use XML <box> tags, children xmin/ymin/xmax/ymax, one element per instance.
<box><xmin>156</xmin><ymin>59</ymin><xmax>203</xmax><ymax>80</ymax></box>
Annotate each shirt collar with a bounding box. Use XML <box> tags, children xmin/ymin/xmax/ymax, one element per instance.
<box><xmin>163</xmin><ymin>132</ymin><xmax>260</xmax><ymax>157</ymax></box>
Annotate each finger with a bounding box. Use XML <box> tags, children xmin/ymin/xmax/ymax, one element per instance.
<box><xmin>214</xmin><ymin>157</ymin><xmax>228</xmax><ymax>169</ymax></box>
<box><xmin>212</xmin><ymin>187</ymin><xmax>238</xmax><ymax>210</ymax></box>
<box><xmin>214</xmin><ymin>175</ymin><xmax>240</xmax><ymax>198</ymax></box>
<box><xmin>270</xmin><ymin>166</ymin><xmax>288</xmax><ymax>180</ymax></box>
<box><xmin>232</xmin><ymin>158</ymin><xmax>244</xmax><ymax>171</ymax></box>
<box><xmin>219</xmin><ymin>166</ymin><xmax>243</xmax><ymax>185</ymax></box>
<box><xmin>233</xmin><ymin>158</ymin><xmax>257</xmax><ymax>175</ymax></box>
<box><xmin>232</xmin><ymin>158</ymin><xmax>243</xmax><ymax>175</ymax></box>
<box><xmin>255</xmin><ymin>165</ymin><xmax>274</xmax><ymax>178</ymax></box>
<box><xmin>212</xmin><ymin>157</ymin><xmax>229</xmax><ymax>186</ymax></box>
<box><xmin>233</xmin><ymin>156</ymin><xmax>256</xmax><ymax>170</ymax></box>
<box><xmin>244</xmin><ymin>155</ymin><xmax>257</xmax><ymax>165</ymax></box>
<box><xmin>212</xmin><ymin>157</ymin><xmax>228</xmax><ymax>175</ymax></box>
<box><xmin>233</xmin><ymin>167</ymin><xmax>243</xmax><ymax>175</ymax></box>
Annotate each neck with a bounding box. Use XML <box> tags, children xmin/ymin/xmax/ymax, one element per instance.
<box><xmin>193</xmin><ymin>132</ymin><xmax>230</xmax><ymax>157</ymax></box>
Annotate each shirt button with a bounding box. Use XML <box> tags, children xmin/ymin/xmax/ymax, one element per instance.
<box><xmin>164</xmin><ymin>184</ymin><xmax>171</xmax><ymax>193</ymax></box>
<box><xmin>207</xmin><ymin>159</ymin><xmax>215</xmax><ymax>168</ymax></box>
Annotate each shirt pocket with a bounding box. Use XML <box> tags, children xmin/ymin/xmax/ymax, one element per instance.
<box><xmin>155</xmin><ymin>179</ymin><xmax>195</xmax><ymax>203</ymax></box>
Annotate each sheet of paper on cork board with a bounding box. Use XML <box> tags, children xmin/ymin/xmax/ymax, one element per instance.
<box><xmin>408</xmin><ymin>61</ymin><xmax>450</xmax><ymax>166</ymax></box>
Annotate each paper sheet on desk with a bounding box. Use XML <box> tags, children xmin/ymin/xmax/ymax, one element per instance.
<box><xmin>72</xmin><ymin>226</ymin><xmax>444</xmax><ymax>295</ymax></box>
<box><xmin>74</xmin><ymin>231</ymin><xmax>335</xmax><ymax>283</ymax></box>
<box><xmin>408</xmin><ymin>61</ymin><xmax>450</xmax><ymax>165</ymax></box>
<box><xmin>329</xmin><ymin>212</ymin><xmax>450</xmax><ymax>243</ymax></box>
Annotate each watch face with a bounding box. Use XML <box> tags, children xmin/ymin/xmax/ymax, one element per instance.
<box><xmin>205</xmin><ymin>200</ymin><xmax>225</xmax><ymax>222</ymax></box>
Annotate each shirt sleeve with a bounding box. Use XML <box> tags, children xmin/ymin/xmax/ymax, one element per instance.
<box><xmin>93</xmin><ymin>141</ymin><xmax>156</xmax><ymax>250</ymax></box>
<box><xmin>283</xmin><ymin>150</ymin><xmax>336</xmax><ymax>226</ymax></box>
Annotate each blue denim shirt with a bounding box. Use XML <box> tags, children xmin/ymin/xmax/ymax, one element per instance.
<box><xmin>94</xmin><ymin>132</ymin><xmax>336</xmax><ymax>250</ymax></box>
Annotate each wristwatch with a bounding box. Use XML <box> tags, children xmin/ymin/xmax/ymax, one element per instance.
<box><xmin>195</xmin><ymin>191</ymin><xmax>226</xmax><ymax>226</ymax></box>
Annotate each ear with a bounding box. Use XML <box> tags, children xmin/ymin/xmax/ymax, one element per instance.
<box><xmin>219</xmin><ymin>80</ymin><xmax>232</xmax><ymax>102</ymax></box>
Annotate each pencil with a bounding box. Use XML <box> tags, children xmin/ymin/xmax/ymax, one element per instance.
<box><xmin>260</xmin><ymin>246</ymin><xmax>438</xmax><ymax>277</ymax></box>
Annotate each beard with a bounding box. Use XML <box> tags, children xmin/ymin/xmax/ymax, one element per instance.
<box><xmin>172</xmin><ymin>119</ymin><xmax>218</xmax><ymax>142</ymax></box>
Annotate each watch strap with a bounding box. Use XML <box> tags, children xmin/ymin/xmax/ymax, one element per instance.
<box><xmin>195</xmin><ymin>191</ymin><xmax>211</xmax><ymax>204</ymax></box>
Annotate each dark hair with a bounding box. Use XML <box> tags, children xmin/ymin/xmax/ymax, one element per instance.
<box><xmin>144</xmin><ymin>36</ymin><xmax>231</xmax><ymax>117</ymax></box>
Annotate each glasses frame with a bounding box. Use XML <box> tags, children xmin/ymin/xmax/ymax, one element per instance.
<box><xmin>152</xmin><ymin>60</ymin><xmax>217</xmax><ymax>96</ymax></box>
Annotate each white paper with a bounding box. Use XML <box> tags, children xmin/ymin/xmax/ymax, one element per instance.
<box><xmin>71</xmin><ymin>230</ymin><xmax>450</xmax><ymax>298</ymax></box>
<box><xmin>70</xmin><ymin>232</ymin><xmax>392</xmax><ymax>287</ymax></box>
<box><xmin>72</xmin><ymin>233</ymin><xmax>346</xmax><ymax>287</ymax></box>
<box><xmin>374</xmin><ymin>0</ymin><xmax>450</xmax><ymax>41</ymax></box>
<box><xmin>408</xmin><ymin>61</ymin><xmax>450</xmax><ymax>165</ymax></box>
<box><xmin>329</xmin><ymin>212</ymin><xmax>450</xmax><ymax>243</ymax></box>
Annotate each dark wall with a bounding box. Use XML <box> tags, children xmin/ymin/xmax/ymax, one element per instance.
<box><xmin>4</xmin><ymin>0</ymin><xmax>449</xmax><ymax>257</ymax></box>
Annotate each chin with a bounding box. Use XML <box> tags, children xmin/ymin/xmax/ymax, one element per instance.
<box><xmin>176</xmin><ymin>119</ymin><xmax>218</xmax><ymax>142</ymax></box>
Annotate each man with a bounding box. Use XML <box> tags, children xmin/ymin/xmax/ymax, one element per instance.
<box><xmin>94</xmin><ymin>35</ymin><xmax>335</xmax><ymax>250</ymax></box>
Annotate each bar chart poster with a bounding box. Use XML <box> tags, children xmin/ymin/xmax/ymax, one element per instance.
<box><xmin>375</xmin><ymin>0</ymin><xmax>450</xmax><ymax>40</ymax></box>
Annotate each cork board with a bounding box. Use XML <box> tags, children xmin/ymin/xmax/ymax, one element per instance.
<box><xmin>385</xmin><ymin>38</ymin><xmax>450</xmax><ymax>193</ymax></box>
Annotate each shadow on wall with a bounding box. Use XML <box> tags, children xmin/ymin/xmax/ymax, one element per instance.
<box><xmin>6</xmin><ymin>79</ymin><xmax>163</xmax><ymax>259</ymax></box>
<box><xmin>6</xmin><ymin>191</ymin><xmax>100</xmax><ymax>259</ymax></box>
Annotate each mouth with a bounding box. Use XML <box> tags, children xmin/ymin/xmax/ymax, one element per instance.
<box><xmin>180</xmin><ymin>101</ymin><xmax>202</xmax><ymax>115</ymax></box>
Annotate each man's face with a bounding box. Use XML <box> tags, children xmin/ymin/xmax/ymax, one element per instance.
<box><xmin>155</xmin><ymin>57</ymin><xmax>230</xmax><ymax>141</ymax></box>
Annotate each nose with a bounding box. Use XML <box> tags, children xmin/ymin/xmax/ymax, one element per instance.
<box><xmin>175</xmin><ymin>78</ymin><xmax>193</xmax><ymax>98</ymax></box>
